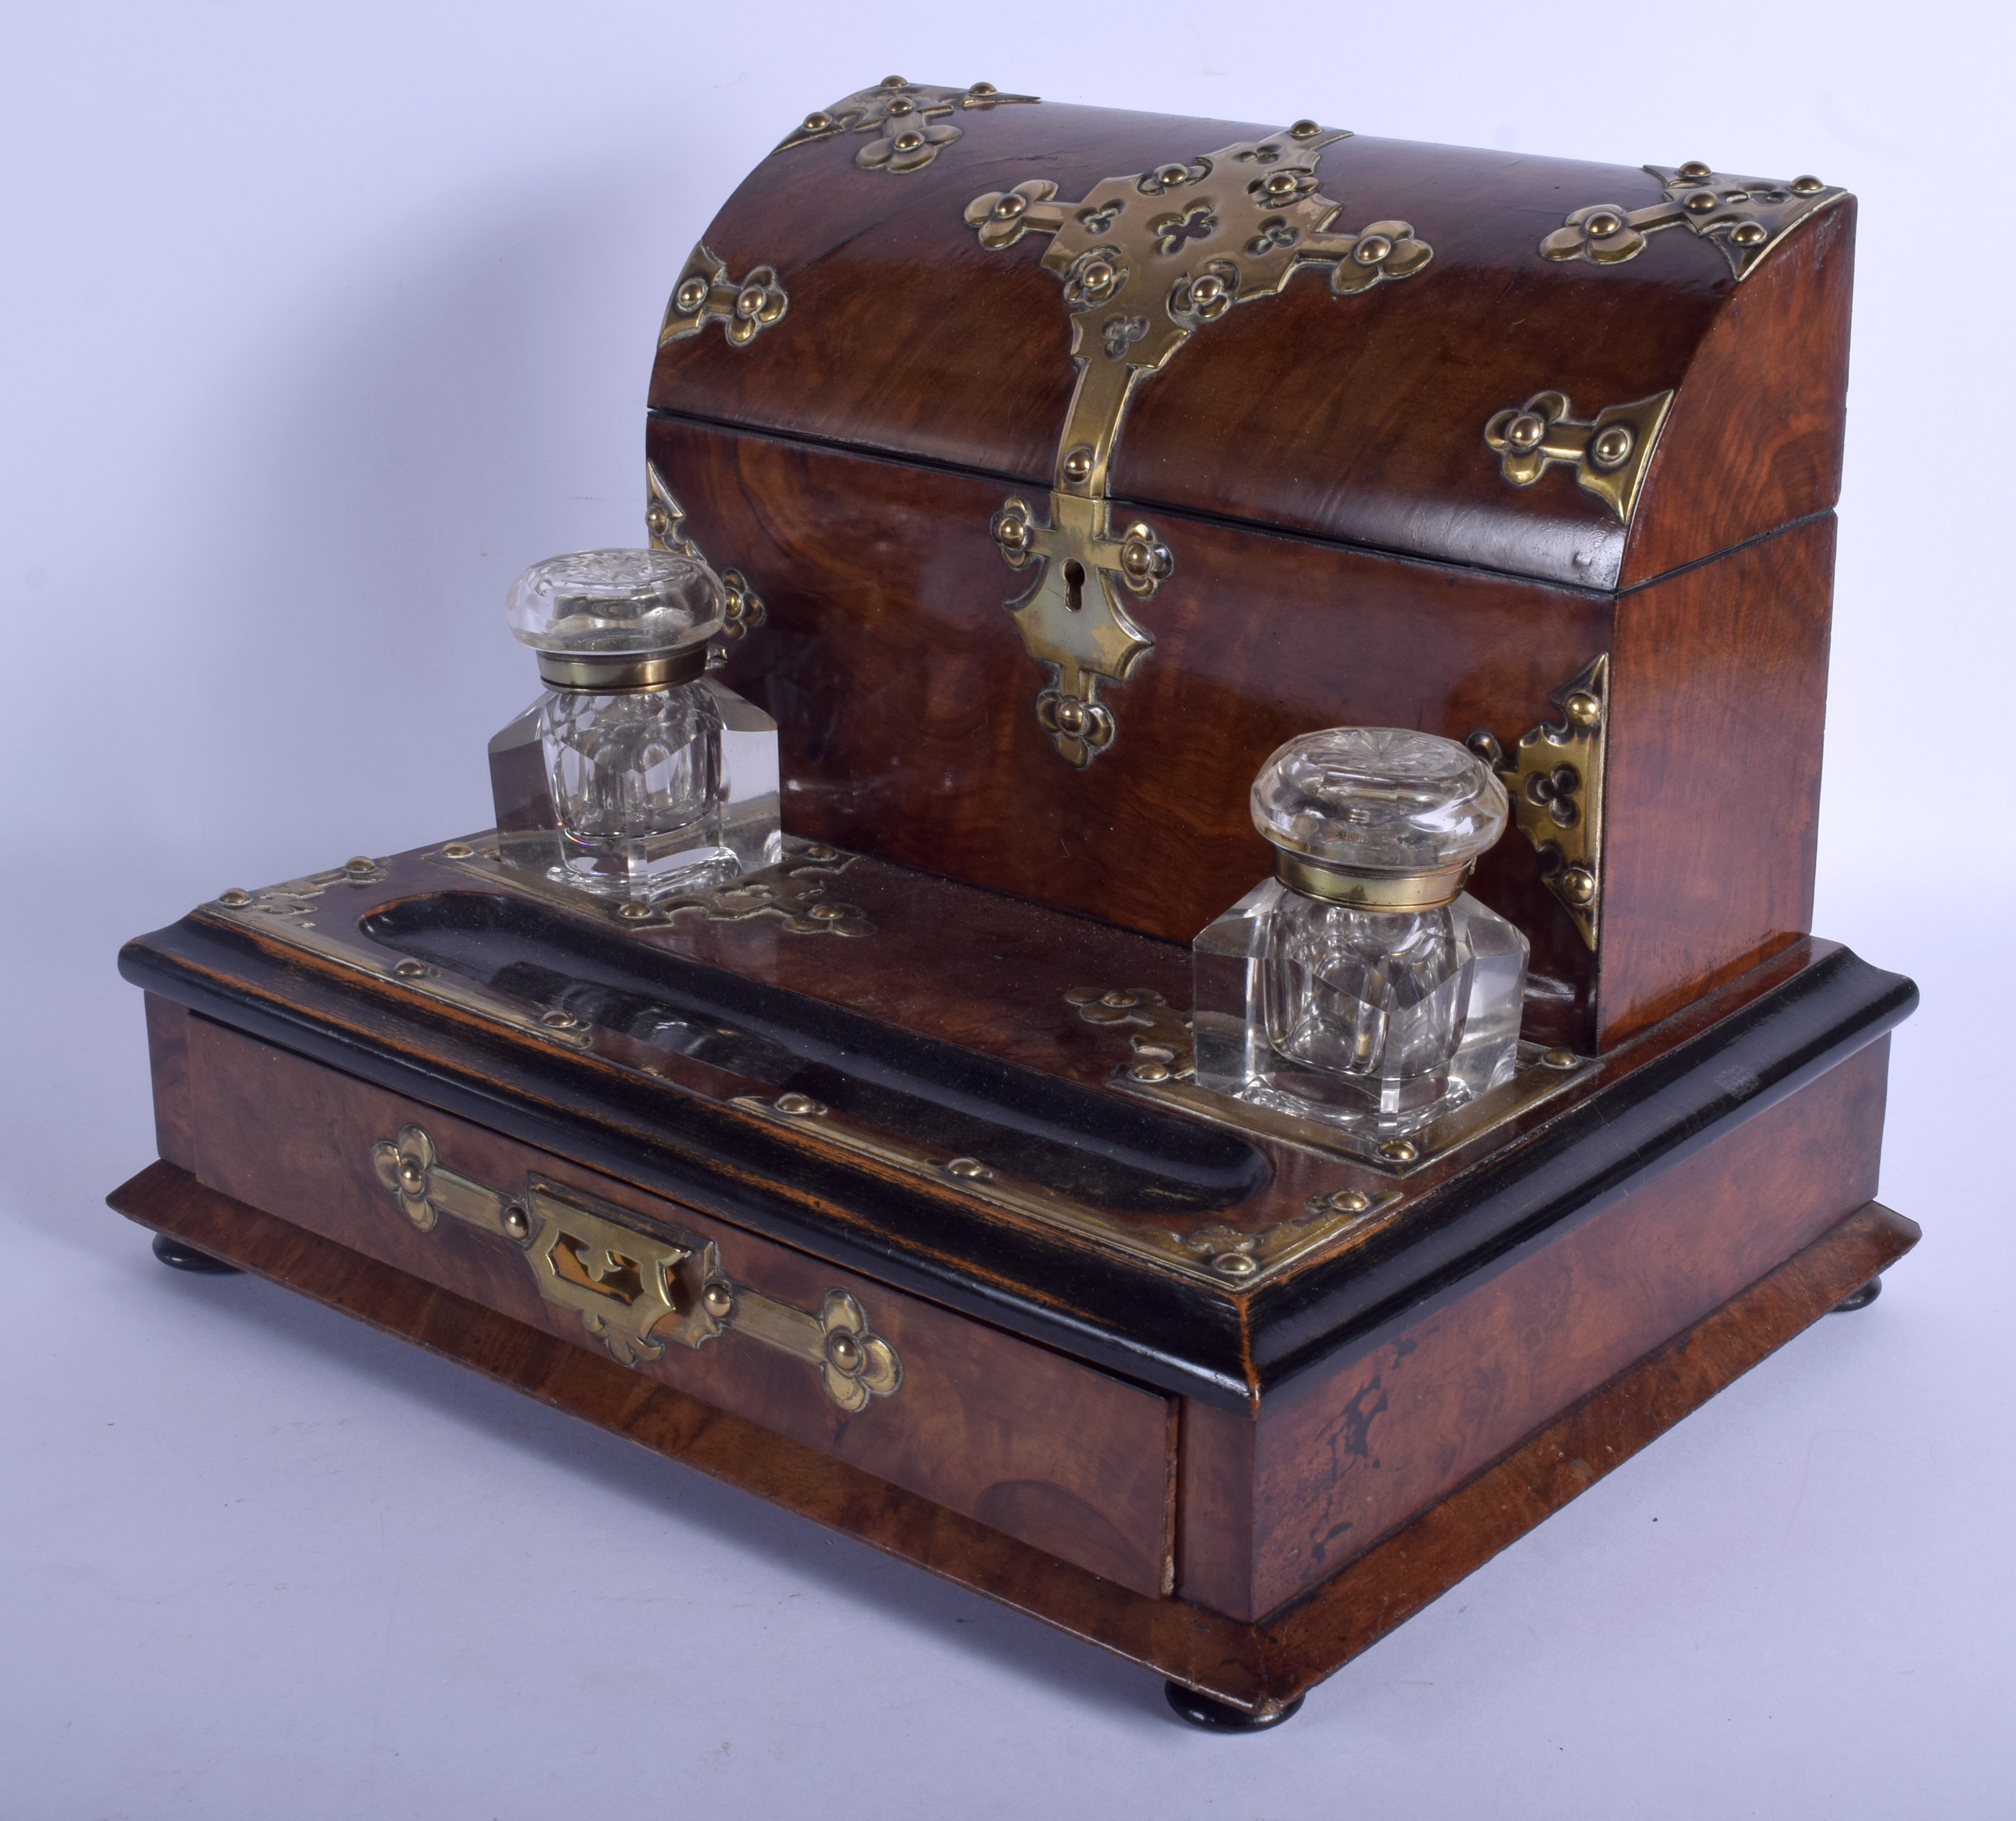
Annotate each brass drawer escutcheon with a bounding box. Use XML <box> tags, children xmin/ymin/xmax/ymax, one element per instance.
<box><xmin>369</xmin><ymin>1125</ymin><xmax>902</xmax><ymax>1409</ymax></box>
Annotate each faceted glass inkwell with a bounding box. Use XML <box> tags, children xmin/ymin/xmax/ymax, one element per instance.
<box><xmin>488</xmin><ymin>548</ymin><xmax>781</xmax><ymax>897</ymax></box>
<box><xmin>1193</xmin><ymin>728</ymin><xmax>1529</xmax><ymax>1136</ymax></box>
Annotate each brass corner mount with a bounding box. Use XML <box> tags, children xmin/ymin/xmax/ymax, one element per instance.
<box><xmin>1468</xmin><ymin>656</ymin><xmax>1608</xmax><ymax>950</ymax></box>
<box><xmin>773</xmin><ymin>76</ymin><xmax>1039</xmax><ymax>173</ymax></box>
<box><xmin>645</xmin><ymin>462</ymin><xmax>766</xmax><ymax>667</ymax></box>
<box><xmin>1484</xmin><ymin>390</ymin><xmax>1673</xmax><ymax>525</ymax></box>
<box><xmin>1540</xmin><ymin>161</ymin><xmax>1845</xmax><ymax>282</ymax></box>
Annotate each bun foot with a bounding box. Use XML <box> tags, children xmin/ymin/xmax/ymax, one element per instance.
<box><xmin>1163</xmin><ymin>1681</ymin><xmax>1305</xmax><ymax>1732</ymax></box>
<box><xmin>151</xmin><ymin>1232</ymin><xmax>243</xmax><ymax>1275</ymax></box>
<box><xmin>1831</xmin><ymin>1275</ymin><xmax>1883</xmax><ymax>1313</ymax></box>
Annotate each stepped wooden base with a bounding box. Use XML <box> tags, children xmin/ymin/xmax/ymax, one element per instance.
<box><xmin>109</xmin><ymin>1160</ymin><xmax>1916</xmax><ymax>1718</ymax></box>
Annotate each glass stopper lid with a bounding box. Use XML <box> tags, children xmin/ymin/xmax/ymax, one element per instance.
<box><xmin>506</xmin><ymin>548</ymin><xmax>725</xmax><ymax>658</ymax></box>
<box><xmin>1251</xmin><ymin>728</ymin><xmax>1509</xmax><ymax>875</ymax></box>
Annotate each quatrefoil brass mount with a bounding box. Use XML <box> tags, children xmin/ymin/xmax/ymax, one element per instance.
<box><xmin>964</xmin><ymin>124</ymin><xmax>1434</xmax><ymax>767</ymax></box>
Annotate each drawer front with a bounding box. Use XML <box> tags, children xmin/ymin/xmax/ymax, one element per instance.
<box><xmin>182</xmin><ymin>1015</ymin><xmax>1175</xmax><ymax>1596</ymax></box>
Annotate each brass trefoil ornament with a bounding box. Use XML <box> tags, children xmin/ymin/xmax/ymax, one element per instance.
<box><xmin>964</xmin><ymin>123</ymin><xmax>1432</xmax><ymax>766</ymax></box>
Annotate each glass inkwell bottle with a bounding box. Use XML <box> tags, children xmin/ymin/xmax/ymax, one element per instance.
<box><xmin>488</xmin><ymin>548</ymin><xmax>782</xmax><ymax>897</ymax></box>
<box><xmin>1193</xmin><ymin>728</ymin><xmax>1529</xmax><ymax>1138</ymax></box>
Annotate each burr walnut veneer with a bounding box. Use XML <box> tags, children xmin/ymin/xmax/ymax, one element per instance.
<box><xmin>115</xmin><ymin>92</ymin><xmax>1907</xmax><ymax>1720</ymax></box>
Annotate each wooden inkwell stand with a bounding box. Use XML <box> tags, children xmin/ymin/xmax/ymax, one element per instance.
<box><xmin>114</xmin><ymin>89</ymin><xmax>1916</xmax><ymax>1728</ymax></box>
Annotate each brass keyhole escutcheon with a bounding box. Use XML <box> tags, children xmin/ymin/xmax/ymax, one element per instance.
<box><xmin>1063</xmin><ymin>559</ymin><xmax>1086</xmax><ymax>612</ymax></box>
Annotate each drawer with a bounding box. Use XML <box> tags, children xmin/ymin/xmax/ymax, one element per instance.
<box><xmin>181</xmin><ymin>1013</ymin><xmax>1176</xmax><ymax>1595</ymax></box>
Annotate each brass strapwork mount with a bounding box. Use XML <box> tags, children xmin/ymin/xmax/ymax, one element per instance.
<box><xmin>1538</xmin><ymin>163</ymin><xmax>1846</xmax><ymax>282</ymax></box>
<box><xmin>965</xmin><ymin>124</ymin><xmax>1432</xmax><ymax>767</ymax></box>
<box><xmin>1467</xmin><ymin>656</ymin><xmax>1609</xmax><ymax>950</ymax></box>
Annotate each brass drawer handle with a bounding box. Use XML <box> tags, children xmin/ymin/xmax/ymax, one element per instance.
<box><xmin>370</xmin><ymin>1125</ymin><xmax>901</xmax><ymax>1410</ymax></box>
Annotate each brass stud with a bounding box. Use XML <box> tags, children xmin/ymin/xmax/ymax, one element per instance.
<box><xmin>1188</xmin><ymin>273</ymin><xmax>1224</xmax><ymax>306</ymax></box>
<box><xmin>1354</xmin><ymin>233</ymin><xmax>1393</xmax><ymax>265</ymax></box>
<box><xmin>674</xmin><ymin>276</ymin><xmax>708</xmax><ymax>313</ymax></box>
<box><xmin>1505</xmin><ymin>411</ymin><xmax>1546</xmax><ymax>451</ymax></box>
<box><xmin>1730</xmin><ymin>220</ymin><xmax>1767</xmax><ymax>246</ymax></box>
<box><xmin>1541</xmin><ymin>1047</ymin><xmax>1579</xmax><ymax>1069</ymax></box>
<box><xmin>735</xmin><ymin>284</ymin><xmax>767</xmax><ymax>318</ymax></box>
<box><xmin>1264</xmin><ymin>171</ymin><xmax>1298</xmax><ymax>197</ymax></box>
<box><xmin>1079</xmin><ymin>259</ymin><xmax>1116</xmax><ymax>293</ymax></box>
<box><xmin>702</xmin><ymin>1281</ymin><xmax>734</xmax><ymax>1318</ymax></box>
<box><xmin>345</xmin><ymin>855</ymin><xmax>376</xmax><ymax>873</ymax></box>
<box><xmin>1677</xmin><ymin>159</ymin><xmax>1713</xmax><ymax>180</ymax></box>
<box><xmin>1289</xmin><ymin>119</ymin><xmax>1321</xmax><ymax>138</ymax></box>
<box><xmin>1684</xmin><ymin>190</ymin><xmax>1719</xmax><ymax>213</ymax></box>
<box><xmin>1791</xmin><ymin>174</ymin><xmax>1824</xmax><ymax>195</ymax></box>
<box><xmin>397</xmin><ymin>1158</ymin><xmax>427</xmax><ymax>1193</ymax></box>
<box><xmin>885</xmin><ymin>97</ymin><xmax>914</xmax><ymax>115</ymax></box>
<box><xmin>1211</xmin><ymin>1252</ymin><xmax>1257</xmax><ymax>1278</ymax></box>
<box><xmin>826</xmin><ymin>1331</ymin><xmax>862</xmax><ymax>1371</ymax></box>
<box><xmin>1131</xmin><ymin>1060</ymin><xmax>1172</xmax><ymax>1084</ymax></box>
<box><xmin>893</xmin><ymin>130</ymin><xmax>923</xmax><ymax>152</ymax></box>
<box><xmin>1559</xmin><ymin>867</ymin><xmax>1597</xmax><ymax>906</ymax></box>
<box><xmin>803</xmin><ymin>842</ymin><xmax>838</xmax><ymax>861</ymax></box>
<box><xmin>1099</xmin><ymin>989</ymin><xmax>1138</xmax><ymax>1008</ymax></box>
<box><xmin>617</xmin><ymin>901</ymin><xmax>653</xmax><ymax>920</ymax></box>
<box><xmin>775</xmin><ymin>1092</ymin><xmax>821</xmax><ymax>1116</ymax></box>
<box><xmin>217</xmin><ymin>888</ymin><xmax>252</xmax><ymax>907</ymax></box>
<box><xmin>1155</xmin><ymin>163</ymin><xmax>1189</xmax><ymax>188</ymax></box>
<box><xmin>992</xmin><ymin>192</ymin><xmax>1028</xmax><ymax>219</ymax></box>
<box><xmin>1054</xmin><ymin>698</ymin><xmax>1088</xmax><ymax>735</ymax></box>
<box><xmin>996</xmin><ymin>515</ymin><xmax>1029</xmax><ymax>550</ymax></box>
<box><xmin>945</xmin><ymin>1157</ymin><xmax>991</xmax><ymax>1180</ymax></box>
<box><xmin>801</xmin><ymin>111</ymin><xmax>832</xmax><ymax>133</ymax></box>
<box><xmin>1590</xmin><ymin>424</ymin><xmax>1635</xmax><ymax>469</ymax></box>
<box><xmin>1378</xmin><ymin>1138</ymin><xmax>1418</xmax><ymax>1164</ymax></box>
<box><xmin>540</xmin><ymin>1009</ymin><xmax>581</xmax><ymax>1030</ymax></box>
<box><xmin>1583</xmin><ymin>209</ymin><xmax>1625</xmax><ymax>239</ymax></box>
<box><xmin>440</xmin><ymin>842</ymin><xmax>473</xmax><ymax>859</ymax></box>
<box><xmin>808</xmin><ymin>902</ymin><xmax>844</xmax><ymax>920</ymax></box>
<box><xmin>1326</xmin><ymin>1188</ymin><xmax>1373</xmax><ymax>1214</ymax></box>
<box><xmin>1120</xmin><ymin>541</ymin><xmax>1153</xmax><ymax>578</ymax></box>
<box><xmin>502</xmin><ymin>1205</ymin><xmax>531</xmax><ymax>1241</ymax></box>
<box><xmin>969</xmin><ymin>82</ymin><xmax>997</xmax><ymax>96</ymax></box>
<box><xmin>1563</xmin><ymin>690</ymin><xmax>1602</xmax><ymax>728</ymax></box>
<box><xmin>881</xmin><ymin>74</ymin><xmax>907</xmax><ymax>88</ymax></box>
<box><xmin>393</xmin><ymin>958</ymin><xmax>427</xmax><ymax>979</ymax></box>
<box><xmin>1062</xmin><ymin>445</ymin><xmax>1094</xmax><ymax>483</ymax></box>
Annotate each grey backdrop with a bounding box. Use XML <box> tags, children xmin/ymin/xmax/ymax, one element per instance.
<box><xmin>5</xmin><ymin>4</ymin><xmax>2009</xmax><ymax>1815</ymax></box>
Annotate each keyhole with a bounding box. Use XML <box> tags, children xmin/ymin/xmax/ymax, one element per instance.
<box><xmin>1063</xmin><ymin>559</ymin><xmax>1086</xmax><ymax>612</ymax></box>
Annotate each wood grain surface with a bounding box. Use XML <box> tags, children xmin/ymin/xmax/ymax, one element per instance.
<box><xmin>653</xmin><ymin>106</ymin><xmax>1848</xmax><ymax>591</ymax></box>
<box><xmin>1182</xmin><ymin>1035</ymin><xmax>1890</xmax><ymax>1620</ymax></box>
<box><xmin>107</xmin><ymin>1160</ymin><xmax>1917</xmax><ymax>1713</ymax></box>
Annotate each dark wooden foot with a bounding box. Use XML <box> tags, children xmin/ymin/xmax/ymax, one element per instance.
<box><xmin>1164</xmin><ymin>1681</ymin><xmax>1304</xmax><ymax>1732</ymax></box>
<box><xmin>1831</xmin><ymin>1275</ymin><xmax>1882</xmax><ymax>1312</ymax></box>
<box><xmin>151</xmin><ymin>1231</ymin><xmax>243</xmax><ymax>1275</ymax></box>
